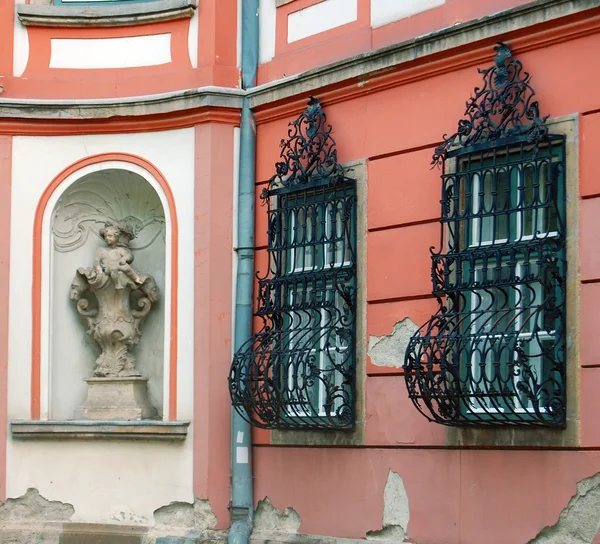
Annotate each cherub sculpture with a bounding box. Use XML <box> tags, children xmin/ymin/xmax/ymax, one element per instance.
<box><xmin>70</xmin><ymin>219</ymin><xmax>159</xmax><ymax>378</ymax></box>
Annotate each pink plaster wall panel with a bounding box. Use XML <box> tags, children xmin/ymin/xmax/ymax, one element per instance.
<box><xmin>252</xmin><ymin>448</ymin><xmax>461</xmax><ymax>542</ymax></box>
<box><xmin>580</xmin><ymin>367</ymin><xmax>600</xmax><ymax>447</ymax></box>
<box><xmin>318</xmin><ymin>97</ymin><xmax>368</xmax><ymax>166</ymax></box>
<box><xmin>367</xmin><ymin>222</ymin><xmax>438</xmax><ymax>302</ymax></box>
<box><xmin>256</xmin><ymin>117</ymin><xmax>293</xmax><ymax>184</ymax></box>
<box><xmin>366</xmin><ymin>375</ymin><xmax>446</xmax><ymax>446</ymax></box>
<box><xmin>580</xmin><ymin>197</ymin><xmax>600</xmax><ymax>282</ymax></box>
<box><xmin>193</xmin><ymin>123</ymin><xmax>235</xmax><ymax>528</ymax></box>
<box><xmin>581</xmin><ymin>282</ymin><xmax>600</xmax><ymax>368</ymax></box>
<box><xmin>364</xmin><ymin>67</ymin><xmax>481</xmax><ymax>158</ymax></box>
<box><xmin>458</xmin><ymin>450</ymin><xmax>600</xmax><ymax>544</ymax></box>
<box><xmin>367</xmin><ymin>298</ymin><xmax>438</xmax><ymax>338</ymax></box>
<box><xmin>581</xmin><ymin>112</ymin><xmax>600</xmax><ymax>198</ymax></box>
<box><xmin>254</xmin><ymin>448</ymin><xmax>600</xmax><ymax>543</ymax></box>
<box><xmin>514</xmin><ymin>35</ymin><xmax>600</xmax><ymax>122</ymax></box>
<box><xmin>366</xmin><ymin>298</ymin><xmax>437</xmax><ymax>375</ymax></box>
<box><xmin>368</xmin><ymin>148</ymin><xmax>441</xmax><ymax>230</ymax></box>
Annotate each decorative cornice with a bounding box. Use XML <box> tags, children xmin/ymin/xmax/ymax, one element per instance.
<box><xmin>2</xmin><ymin>0</ymin><xmax>600</xmax><ymax>127</ymax></box>
<box><xmin>0</xmin><ymin>107</ymin><xmax>241</xmax><ymax>136</ymax></box>
<box><xmin>17</xmin><ymin>0</ymin><xmax>197</xmax><ymax>28</ymax></box>
<box><xmin>250</xmin><ymin>0</ymin><xmax>600</xmax><ymax>119</ymax></box>
<box><xmin>0</xmin><ymin>87</ymin><xmax>244</xmax><ymax>118</ymax></box>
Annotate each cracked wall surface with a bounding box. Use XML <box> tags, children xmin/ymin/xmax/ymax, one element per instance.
<box><xmin>367</xmin><ymin>470</ymin><xmax>409</xmax><ymax>542</ymax></box>
<box><xmin>0</xmin><ymin>491</ymin><xmax>224</xmax><ymax>544</ymax></box>
<box><xmin>368</xmin><ymin>318</ymin><xmax>418</xmax><ymax>369</ymax></box>
<box><xmin>529</xmin><ymin>472</ymin><xmax>600</xmax><ymax>544</ymax></box>
<box><xmin>253</xmin><ymin>497</ymin><xmax>301</xmax><ymax>535</ymax></box>
<box><xmin>0</xmin><ymin>488</ymin><xmax>74</xmax><ymax>544</ymax></box>
<box><xmin>0</xmin><ymin>487</ymin><xmax>74</xmax><ymax>521</ymax></box>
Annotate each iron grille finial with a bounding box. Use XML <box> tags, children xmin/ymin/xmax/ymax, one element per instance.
<box><xmin>432</xmin><ymin>42</ymin><xmax>550</xmax><ymax>165</ymax></box>
<box><xmin>268</xmin><ymin>96</ymin><xmax>349</xmax><ymax>191</ymax></box>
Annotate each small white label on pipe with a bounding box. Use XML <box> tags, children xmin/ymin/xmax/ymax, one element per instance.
<box><xmin>236</xmin><ymin>446</ymin><xmax>249</xmax><ymax>464</ymax></box>
<box><xmin>237</xmin><ymin>431</ymin><xmax>244</xmax><ymax>444</ymax></box>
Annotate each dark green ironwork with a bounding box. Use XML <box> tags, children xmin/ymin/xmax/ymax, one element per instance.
<box><xmin>229</xmin><ymin>97</ymin><xmax>357</xmax><ymax>430</ymax></box>
<box><xmin>404</xmin><ymin>43</ymin><xmax>567</xmax><ymax>427</ymax></box>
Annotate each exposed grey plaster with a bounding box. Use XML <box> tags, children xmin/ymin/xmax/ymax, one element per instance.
<box><xmin>367</xmin><ymin>470</ymin><xmax>409</xmax><ymax>542</ymax></box>
<box><xmin>253</xmin><ymin>498</ymin><xmax>301</xmax><ymax>535</ymax></box>
<box><xmin>0</xmin><ymin>488</ymin><xmax>74</xmax><ymax>522</ymax></box>
<box><xmin>153</xmin><ymin>499</ymin><xmax>217</xmax><ymax>532</ymax></box>
<box><xmin>368</xmin><ymin>319</ymin><xmax>418</xmax><ymax>369</ymax></box>
<box><xmin>529</xmin><ymin>472</ymin><xmax>600</xmax><ymax>544</ymax></box>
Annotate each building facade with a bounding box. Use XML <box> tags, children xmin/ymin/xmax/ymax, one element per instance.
<box><xmin>0</xmin><ymin>0</ymin><xmax>600</xmax><ymax>543</ymax></box>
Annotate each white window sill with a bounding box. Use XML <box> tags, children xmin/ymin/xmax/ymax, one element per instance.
<box><xmin>11</xmin><ymin>420</ymin><xmax>190</xmax><ymax>440</ymax></box>
<box><xmin>17</xmin><ymin>0</ymin><xmax>197</xmax><ymax>28</ymax></box>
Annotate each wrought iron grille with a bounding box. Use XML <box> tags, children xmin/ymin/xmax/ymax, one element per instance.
<box><xmin>229</xmin><ymin>97</ymin><xmax>357</xmax><ymax>430</ymax></box>
<box><xmin>404</xmin><ymin>43</ymin><xmax>567</xmax><ymax>427</ymax></box>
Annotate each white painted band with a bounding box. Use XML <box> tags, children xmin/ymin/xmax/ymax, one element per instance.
<box><xmin>49</xmin><ymin>34</ymin><xmax>172</xmax><ymax>70</ymax></box>
<box><xmin>370</xmin><ymin>0</ymin><xmax>445</xmax><ymax>29</ymax></box>
<box><xmin>287</xmin><ymin>0</ymin><xmax>357</xmax><ymax>43</ymax></box>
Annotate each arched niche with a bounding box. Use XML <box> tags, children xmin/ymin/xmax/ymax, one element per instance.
<box><xmin>47</xmin><ymin>167</ymin><xmax>167</xmax><ymax>420</ymax></box>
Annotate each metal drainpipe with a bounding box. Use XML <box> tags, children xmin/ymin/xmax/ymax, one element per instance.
<box><xmin>229</xmin><ymin>0</ymin><xmax>258</xmax><ymax>543</ymax></box>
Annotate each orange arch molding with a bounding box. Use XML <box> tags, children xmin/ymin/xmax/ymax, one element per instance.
<box><xmin>32</xmin><ymin>153</ymin><xmax>179</xmax><ymax>421</ymax></box>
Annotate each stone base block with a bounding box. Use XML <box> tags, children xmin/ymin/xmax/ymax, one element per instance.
<box><xmin>74</xmin><ymin>377</ymin><xmax>157</xmax><ymax>421</ymax></box>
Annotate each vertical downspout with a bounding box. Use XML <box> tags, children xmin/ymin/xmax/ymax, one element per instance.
<box><xmin>230</xmin><ymin>0</ymin><xmax>258</xmax><ymax>543</ymax></box>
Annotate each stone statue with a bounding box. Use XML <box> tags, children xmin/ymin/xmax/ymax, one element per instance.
<box><xmin>70</xmin><ymin>219</ymin><xmax>159</xmax><ymax>378</ymax></box>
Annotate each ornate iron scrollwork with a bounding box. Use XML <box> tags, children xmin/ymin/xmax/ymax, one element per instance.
<box><xmin>432</xmin><ymin>42</ymin><xmax>550</xmax><ymax>165</ymax></box>
<box><xmin>404</xmin><ymin>43</ymin><xmax>567</xmax><ymax>427</ymax></box>
<box><xmin>229</xmin><ymin>97</ymin><xmax>357</xmax><ymax>430</ymax></box>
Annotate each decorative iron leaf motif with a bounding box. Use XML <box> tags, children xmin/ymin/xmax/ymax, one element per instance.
<box><xmin>269</xmin><ymin>96</ymin><xmax>349</xmax><ymax>190</ymax></box>
<box><xmin>432</xmin><ymin>42</ymin><xmax>550</xmax><ymax>165</ymax></box>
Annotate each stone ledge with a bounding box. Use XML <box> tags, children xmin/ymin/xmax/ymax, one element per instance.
<box><xmin>0</xmin><ymin>87</ymin><xmax>244</xmax><ymax>120</ymax></box>
<box><xmin>11</xmin><ymin>420</ymin><xmax>190</xmax><ymax>440</ymax></box>
<box><xmin>17</xmin><ymin>0</ymin><xmax>196</xmax><ymax>28</ymax></box>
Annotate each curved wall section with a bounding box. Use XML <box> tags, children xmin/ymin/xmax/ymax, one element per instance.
<box><xmin>6</xmin><ymin>131</ymin><xmax>195</xmax><ymax>521</ymax></box>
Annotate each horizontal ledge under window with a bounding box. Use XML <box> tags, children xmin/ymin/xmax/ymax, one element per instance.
<box><xmin>11</xmin><ymin>420</ymin><xmax>190</xmax><ymax>440</ymax></box>
<box><xmin>17</xmin><ymin>0</ymin><xmax>196</xmax><ymax>28</ymax></box>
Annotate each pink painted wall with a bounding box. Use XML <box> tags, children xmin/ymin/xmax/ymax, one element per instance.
<box><xmin>194</xmin><ymin>123</ymin><xmax>236</xmax><ymax>528</ymax></box>
<box><xmin>251</xmin><ymin>13</ymin><xmax>600</xmax><ymax>543</ymax></box>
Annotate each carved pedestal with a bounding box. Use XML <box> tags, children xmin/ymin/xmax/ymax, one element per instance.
<box><xmin>74</xmin><ymin>377</ymin><xmax>157</xmax><ymax>420</ymax></box>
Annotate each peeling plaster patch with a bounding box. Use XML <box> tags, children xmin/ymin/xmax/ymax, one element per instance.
<box><xmin>0</xmin><ymin>488</ymin><xmax>74</xmax><ymax>521</ymax></box>
<box><xmin>254</xmin><ymin>497</ymin><xmax>301</xmax><ymax>534</ymax></box>
<box><xmin>153</xmin><ymin>498</ymin><xmax>217</xmax><ymax>531</ymax></box>
<box><xmin>110</xmin><ymin>507</ymin><xmax>149</xmax><ymax>525</ymax></box>
<box><xmin>368</xmin><ymin>319</ymin><xmax>418</xmax><ymax>368</ymax></box>
<box><xmin>367</xmin><ymin>470</ymin><xmax>409</xmax><ymax>542</ymax></box>
<box><xmin>529</xmin><ymin>472</ymin><xmax>600</xmax><ymax>544</ymax></box>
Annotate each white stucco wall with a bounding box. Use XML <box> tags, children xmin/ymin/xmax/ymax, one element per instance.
<box><xmin>259</xmin><ymin>0</ymin><xmax>276</xmax><ymax>64</ymax></box>
<box><xmin>49</xmin><ymin>34</ymin><xmax>173</xmax><ymax>70</ymax></box>
<box><xmin>370</xmin><ymin>0</ymin><xmax>446</xmax><ymax>28</ymax></box>
<box><xmin>7</xmin><ymin>128</ymin><xmax>196</xmax><ymax>522</ymax></box>
<box><xmin>287</xmin><ymin>0</ymin><xmax>358</xmax><ymax>43</ymax></box>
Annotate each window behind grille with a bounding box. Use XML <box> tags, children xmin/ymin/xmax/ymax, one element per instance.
<box><xmin>405</xmin><ymin>138</ymin><xmax>566</xmax><ymax>426</ymax></box>
<box><xmin>229</xmin><ymin>97</ymin><xmax>358</xmax><ymax>431</ymax></box>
